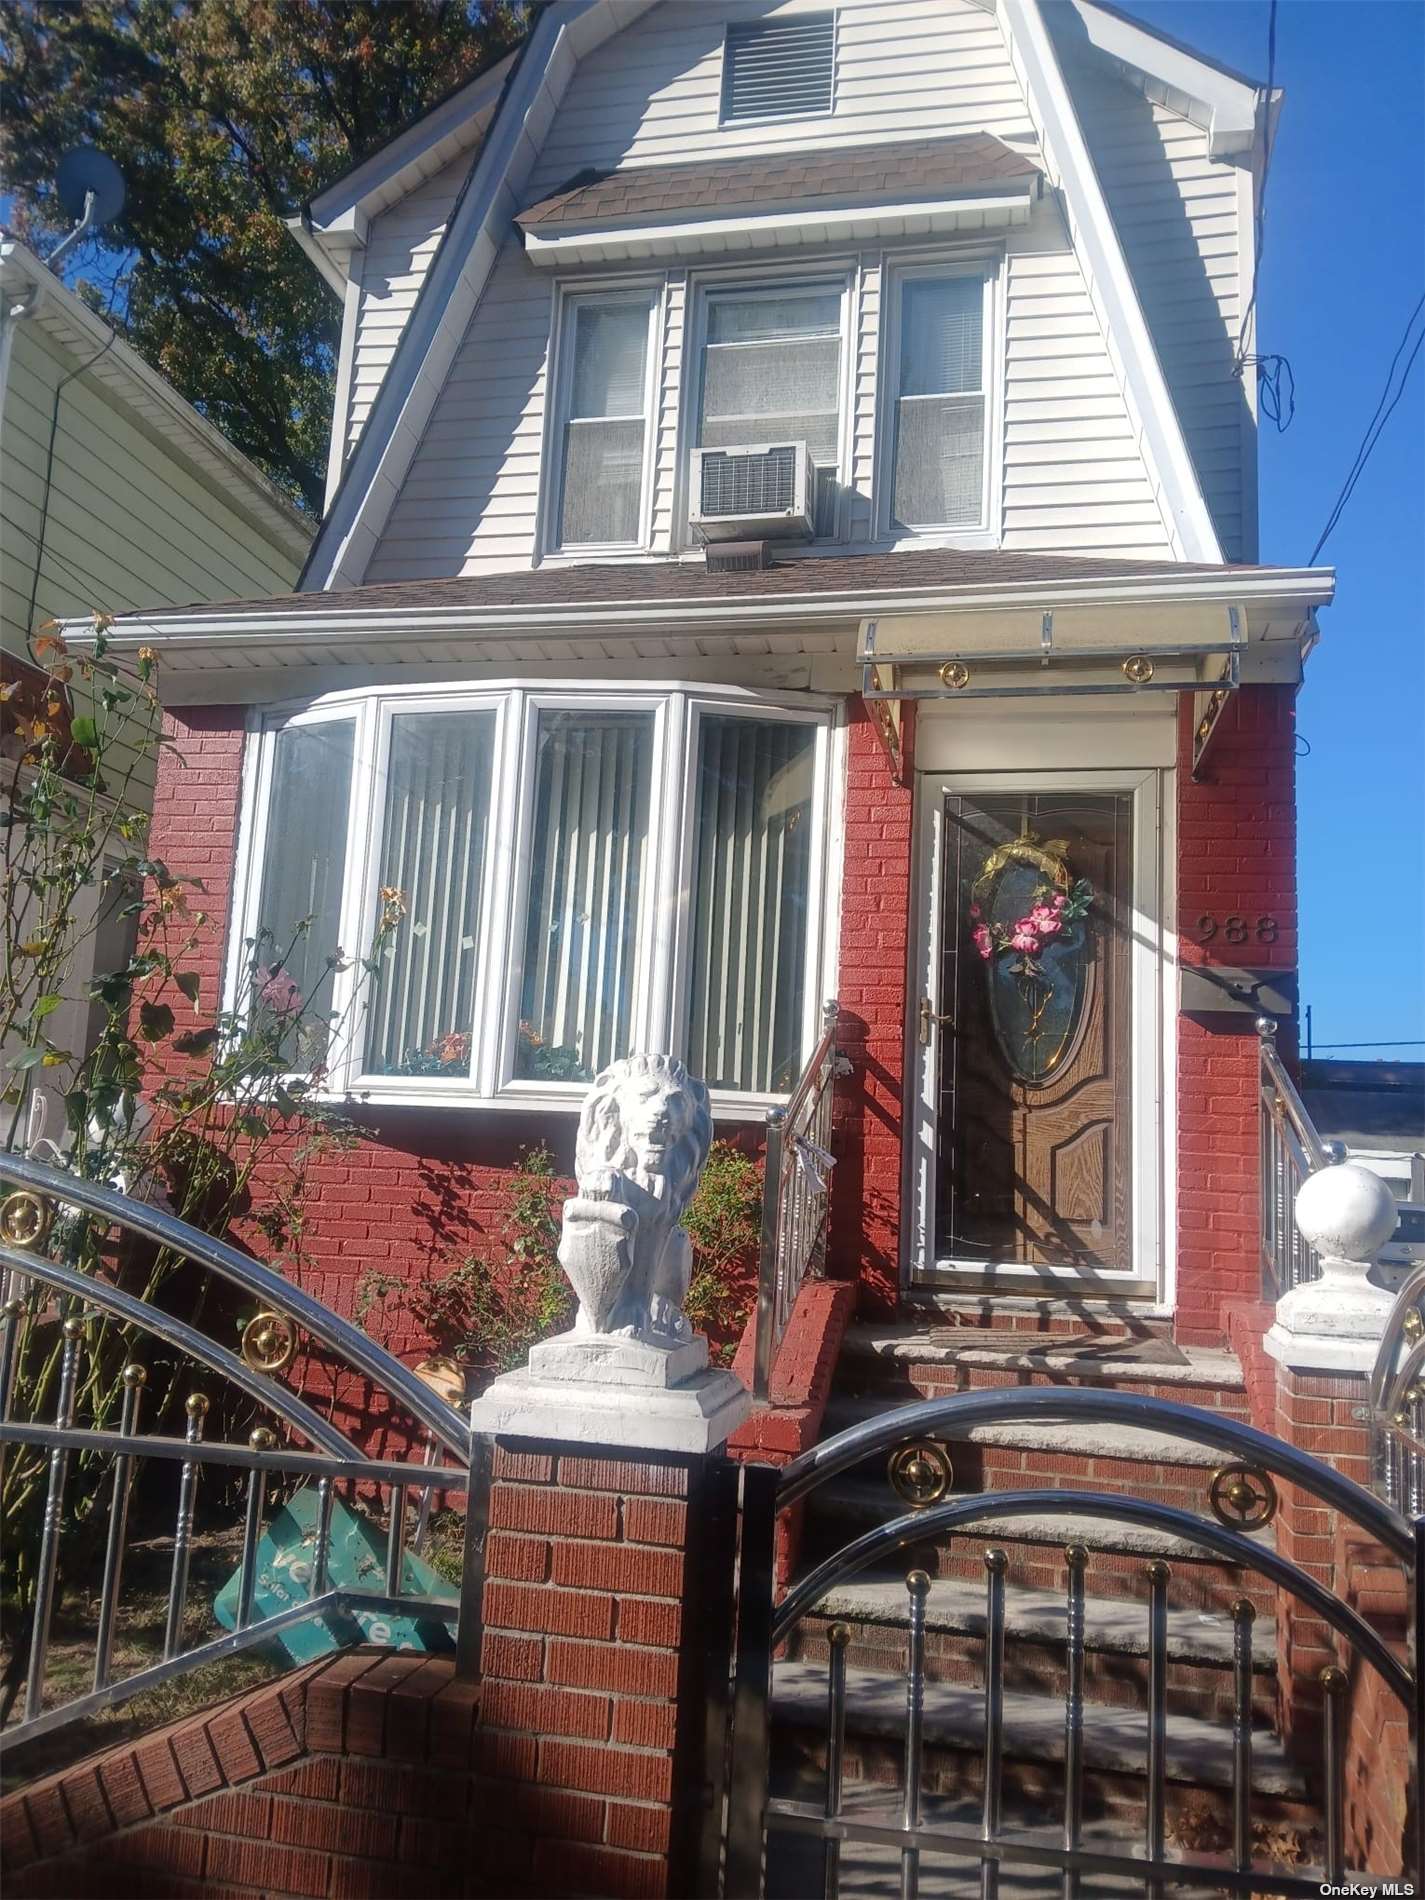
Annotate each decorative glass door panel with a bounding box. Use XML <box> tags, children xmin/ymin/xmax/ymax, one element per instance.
<box><xmin>935</xmin><ymin>790</ymin><xmax>1133</xmax><ymax>1273</ymax></box>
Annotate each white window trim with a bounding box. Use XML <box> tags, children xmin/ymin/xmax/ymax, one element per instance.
<box><xmin>906</xmin><ymin>764</ymin><xmax>1170</xmax><ymax>1301</ymax></box>
<box><xmin>676</xmin><ymin>267</ymin><xmax>856</xmax><ymax>552</ymax></box>
<box><xmin>876</xmin><ymin>251</ymin><xmax>1004</xmax><ymax>551</ymax></box>
<box><xmin>539</xmin><ymin>283</ymin><xmax>663</xmax><ymax>561</ymax></box>
<box><xmin>718</xmin><ymin>10</ymin><xmax>839</xmax><ymax>129</ymax></box>
<box><xmin>224</xmin><ymin>678</ymin><xmax>843</xmax><ymax>1119</ymax></box>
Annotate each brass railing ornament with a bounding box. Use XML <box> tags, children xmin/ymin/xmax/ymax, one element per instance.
<box><xmin>0</xmin><ymin>1190</ymin><xmax>53</xmax><ymax>1253</ymax></box>
<box><xmin>241</xmin><ymin>1311</ymin><xmax>298</xmax><ymax>1373</ymax></box>
<box><xmin>1122</xmin><ymin>654</ymin><xmax>1155</xmax><ymax>684</ymax></box>
<box><xmin>1209</xmin><ymin>1463</ymin><xmax>1278</xmax><ymax>1532</ymax></box>
<box><xmin>888</xmin><ymin>1441</ymin><xmax>954</xmax><ymax>1508</ymax></box>
<box><xmin>938</xmin><ymin>661</ymin><xmax>970</xmax><ymax>690</ymax></box>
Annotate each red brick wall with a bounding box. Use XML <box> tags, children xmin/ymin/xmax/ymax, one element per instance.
<box><xmin>1175</xmin><ymin>687</ymin><xmax>1297</xmax><ymax>1345</ymax></box>
<box><xmin>829</xmin><ymin>698</ymin><xmax>915</xmax><ymax>1316</ymax></box>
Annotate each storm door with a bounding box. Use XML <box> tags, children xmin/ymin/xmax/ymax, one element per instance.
<box><xmin>913</xmin><ymin>781</ymin><xmax>1153</xmax><ymax>1287</ymax></box>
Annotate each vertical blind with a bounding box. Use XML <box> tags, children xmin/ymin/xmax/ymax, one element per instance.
<box><xmin>559</xmin><ymin>298</ymin><xmax>651</xmax><ymax>547</ymax></box>
<box><xmin>893</xmin><ymin>275</ymin><xmax>986</xmax><ymax>529</ymax></box>
<box><xmin>255</xmin><ymin>718</ymin><xmax>355</xmax><ymax>1064</ymax></box>
<box><xmin>517</xmin><ymin>711</ymin><xmax>654</xmax><ymax>1082</ymax></box>
<box><xmin>686</xmin><ymin>716</ymin><xmax>816</xmax><ymax>1093</ymax></box>
<box><xmin>367</xmin><ymin>711</ymin><xmax>496</xmax><ymax>1076</ymax></box>
<box><xmin>699</xmin><ymin>291</ymin><xmax>842</xmax><ymax>534</ymax></box>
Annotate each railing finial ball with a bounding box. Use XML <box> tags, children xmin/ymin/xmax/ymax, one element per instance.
<box><xmin>1256</xmin><ymin>1015</ymin><xmax>1277</xmax><ymax>1040</ymax></box>
<box><xmin>62</xmin><ymin>1315</ymin><xmax>85</xmax><ymax>1341</ymax></box>
<box><xmin>1319</xmin><ymin>1664</ymin><xmax>1347</xmax><ymax>1694</ymax></box>
<box><xmin>1145</xmin><ymin>1559</ymin><xmax>1172</xmax><ymax>1586</ymax></box>
<box><xmin>249</xmin><ymin>1426</ymin><xmax>277</xmax><ymax>1451</ymax></box>
<box><xmin>3</xmin><ymin>1297</ymin><xmax>25</xmax><ymax>1319</ymax></box>
<box><xmin>122</xmin><ymin>1363</ymin><xmax>147</xmax><ymax>1387</ymax></box>
<box><xmin>185</xmin><ymin>1391</ymin><xmax>210</xmax><ymax>1418</ymax></box>
<box><xmin>984</xmin><ymin>1548</ymin><xmax>1008</xmax><ymax>1575</ymax></box>
<box><xmin>1231</xmin><ymin>1596</ymin><xmax>1256</xmax><ymax>1623</ymax></box>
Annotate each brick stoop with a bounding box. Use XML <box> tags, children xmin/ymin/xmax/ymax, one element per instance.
<box><xmin>0</xmin><ymin>1645</ymin><xmax>676</xmax><ymax>1900</ymax></box>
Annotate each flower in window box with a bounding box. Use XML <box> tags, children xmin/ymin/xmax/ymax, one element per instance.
<box><xmin>516</xmin><ymin>1020</ymin><xmax>586</xmax><ymax>1082</ymax></box>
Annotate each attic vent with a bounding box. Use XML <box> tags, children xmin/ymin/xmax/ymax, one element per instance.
<box><xmin>721</xmin><ymin>14</ymin><xmax>835</xmax><ymax>125</ymax></box>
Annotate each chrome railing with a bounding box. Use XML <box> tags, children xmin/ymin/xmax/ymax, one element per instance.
<box><xmin>0</xmin><ymin>1152</ymin><xmax>469</xmax><ymax>1755</ymax></box>
<box><xmin>1258</xmin><ymin>1016</ymin><xmax>1343</xmax><ymax>1300</ymax></box>
<box><xmin>752</xmin><ymin>1001</ymin><xmax>845</xmax><ymax>1403</ymax></box>
<box><xmin>1370</xmin><ymin>1262</ymin><xmax>1425</xmax><ymax>1513</ymax></box>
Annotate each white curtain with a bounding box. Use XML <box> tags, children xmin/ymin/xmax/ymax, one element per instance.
<box><xmin>367</xmin><ymin>711</ymin><xmax>495</xmax><ymax>1076</ymax></box>
<box><xmin>256</xmin><ymin>718</ymin><xmax>355</xmax><ymax>1062</ymax></box>
<box><xmin>893</xmin><ymin>276</ymin><xmax>985</xmax><ymax>529</ymax></box>
<box><xmin>560</xmin><ymin>300</ymin><xmax>650</xmax><ymax>546</ymax></box>
<box><xmin>700</xmin><ymin>291</ymin><xmax>842</xmax><ymax>532</ymax></box>
<box><xmin>516</xmin><ymin>712</ymin><xmax>653</xmax><ymax>1082</ymax></box>
<box><xmin>686</xmin><ymin>717</ymin><xmax>815</xmax><ymax>1093</ymax></box>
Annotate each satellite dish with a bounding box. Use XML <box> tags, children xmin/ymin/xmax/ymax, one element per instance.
<box><xmin>55</xmin><ymin>147</ymin><xmax>126</xmax><ymax>230</ymax></box>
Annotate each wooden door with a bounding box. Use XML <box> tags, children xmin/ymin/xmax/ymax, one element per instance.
<box><xmin>934</xmin><ymin>789</ymin><xmax>1133</xmax><ymax>1275</ymax></box>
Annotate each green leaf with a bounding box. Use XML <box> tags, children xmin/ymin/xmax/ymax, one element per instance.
<box><xmin>13</xmin><ymin>1045</ymin><xmax>46</xmax><ymax>1070</ymax></box>
<box><xmin>138</xmin><ymin>1001</ymin><xmax>175</xmax><ymax>1043</ymax></box>
<box><xmin>174</xmin><ymin>970</ymin><xmax>202</xmax><ymax>1007</ymax></box>
<box><xmin>69</xmin><ymin>715</ymin><xmax>99</xmax><ymax>747</ymax></box>
<box><xmin>236</xmin><ymin>1114</ymin><xmax>270</xmax><ymax>1140</ymax></box>
<box><xmin>33</xmin><ymin>993</ymin><xmax>63</xmax><ymax>1020</ymax></box>
<box><xmin>172</xmin><ymin>1026</ymin><xmax>220</xmax><ymax>1056</ymax></box>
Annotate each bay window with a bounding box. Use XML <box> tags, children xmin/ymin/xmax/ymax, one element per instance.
<box><xmin>888</xmin><ymin>268</ymin><xmax>989</xmax><ymax>533</ymax></box>
<box><xmin>232</xmin><ymin>686</ymin><xmax>834</xmax><ymax>1105</ymax></box>
<box><xmin>553</xmin><ymin>292</ymin><xmax>657</xmax><ymax>551</ymax></box>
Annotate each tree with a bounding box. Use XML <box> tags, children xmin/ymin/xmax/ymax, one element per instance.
<box><xmin>1</xmin><ymin>0</ymin><xmax>526</xmax><ymax>513</ymax></box>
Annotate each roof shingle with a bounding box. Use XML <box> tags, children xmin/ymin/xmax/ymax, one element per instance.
<box><xmin>517</xmin><ymin>134</ymin><xmax>1040</xmax><ymax>231</ymax></box>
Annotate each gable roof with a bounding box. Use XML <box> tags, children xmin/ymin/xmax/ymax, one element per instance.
<box><xmin>300</xmin><ymin>0</ymin><xmax>1233</xmax><ymax>593</ymax></box>
<box><xmin>517</xmin><ymin>134</ymin><xmax>1040</xmax><ymax>231</ymax></box>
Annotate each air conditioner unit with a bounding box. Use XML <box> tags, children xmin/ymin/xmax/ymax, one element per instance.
<box><xmin>689</xmin><ymin>442</ymin><xmax>818</xmax><ymax>543</ymax></box>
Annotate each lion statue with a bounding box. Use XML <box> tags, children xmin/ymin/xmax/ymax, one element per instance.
<box><xmin>558</xmin><ymin>1053</ymin><xmax>713</xmax><ymax>1343</ymax></box>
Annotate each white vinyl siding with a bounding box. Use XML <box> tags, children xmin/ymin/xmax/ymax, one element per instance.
<box><xmin>720</xmin><ymin>13</ymin><xmax>836</xmax><ymax>124</ymax></box>
<box><xmin>1067</xmin><ymin>62</ymin><xmax>1249</xmax><ymax>561</ymax></box>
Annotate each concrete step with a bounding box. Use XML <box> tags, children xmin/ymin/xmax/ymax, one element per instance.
<box><xmin>803</xmin><ymin>1479</ymin><xmax>1278</xmax><ymax>1615</ymax></box>
<box><xmin>839</xmin><ymin>1322</ymin><xmax>1248</xmax><ymax>1413</ymax></box>
<box><xmin>772</xmin><ymin>1658</ymin><xmax>1309</xmax><ymax>1804</ymax></box>
<box><xmin>822</xmin><ymin>1393</ymin><xmax>1227</xmax><ymax>1465</ymax></box>
<box><xmin>786</xmin><ymin>1572</ymin><xmax>1277</xmax><ymax>1725</ymax></box>
<box><xmin>903</xmin><ymin>1293</ymin><xmax>1176</xmax><ymax>1339</ymax></box>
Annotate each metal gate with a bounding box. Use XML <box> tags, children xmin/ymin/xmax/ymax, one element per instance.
<box><xmin>710</xmin><ymin>1387</ymin><xmax>1421</xmax><ymax>1898</ymax></box>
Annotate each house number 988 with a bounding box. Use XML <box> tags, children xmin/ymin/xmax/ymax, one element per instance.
<box><xmin>1195</xmin><ymin>914</ymin><xmax>1278</xmax><ymax>945</ymax></box>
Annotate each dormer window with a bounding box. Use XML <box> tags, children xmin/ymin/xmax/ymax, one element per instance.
<box><xmin>552</xmin><ymin>290</ymin><xmax>657</xmax><ymax>551</ymax></box>
<box><xmin>720</xmin><ymin>13</ymin><xmax>836</xmax><ymax>125</ymax></box>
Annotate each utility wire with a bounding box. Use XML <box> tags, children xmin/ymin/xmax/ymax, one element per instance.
<box><xmin>1308</xmin><ymin>292</ymin><xmax>1425</xmax><ymax>564</ymax></box>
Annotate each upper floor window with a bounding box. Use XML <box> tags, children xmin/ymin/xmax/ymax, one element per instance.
<box><xmin>721</xmin><ymin>13</ymin><xmax>836</xmax><ymax>125</ymax></box>
<box><xmin>888</xmin><ymin>269</ymin><xmax>989</xmax><ymax>534</ymax></box>
<box><xmin>231</xmin><ymin>686</ymin><xmax>835</xmax><ymax>1106</ymax></box>
<box><xmin>695</xmin><ymin>284</ymin><xmax>845</xmax><ymax>536</ymax></box>
<box><xmin>553</xmin><ymin>291</ymin><xmax>656</xmax><ymax>551</ymax></box>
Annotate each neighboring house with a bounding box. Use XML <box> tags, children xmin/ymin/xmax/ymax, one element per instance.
<box><xmin>1</xmin><ymin>230</ymin><xmax>312</xmax><ymax>1115</ymax></box>
<box><xmin>1301</xmin><ymin>1059</ymin><xmax>1425</xmax><ymax>1203</ymax></box>
<box><xmin>80</xmin><ymin>0</ymin><xmax>1332</xmax><ymax>1355</ymax></box>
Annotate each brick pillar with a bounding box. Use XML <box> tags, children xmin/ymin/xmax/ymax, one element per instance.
<box><xmin>473</xmin><ymin>1439</ymin><xmax>735</xmax><ymax>1898</ymax></box>
<box><xmin>1175</xmin><ymin>687</ymin><xmax>1297</xmax><ymax>1346</ymax></box>
<box><xmin>830</xmin><ymin>696</ymin><xmax>915</xmax><ymax>1318</ymax></box>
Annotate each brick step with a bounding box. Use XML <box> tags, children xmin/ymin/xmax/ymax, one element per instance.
<box><xmin>902</xmin><ymin>1294</ymin><xmax>1176</xmax><ymax>1340</ymax></box>
<box><xmin>771</xmin><ymin>1660</ymin><xmax>1312</xmax><ymax>1832</ymax></box>
<box><xmin>839</xmin><ymin>1323</ymin><xmax>1248</xmax><ymax>1414</ymax></box>
<box><xmin>802</xmin><ymin>1481</ymin><xmax>1278</xmax><ymax>1615</ymax></box>
<box><xmin>786</xmin><ymin>1573</ymin><xmax>1276</xmax><ymax>1726</ymax></box>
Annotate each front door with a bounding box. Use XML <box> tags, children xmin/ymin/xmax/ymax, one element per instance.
<box><xmin>910</xmin><ymin>773</ymin><xmax>1162</xmax><ymax>1291</ymax></box>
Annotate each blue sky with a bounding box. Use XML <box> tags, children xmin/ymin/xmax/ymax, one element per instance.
<box><xmin>1117</xmin><ymin>0</ymin><xmax>1424</xmax><ymax>1060</ymax></box>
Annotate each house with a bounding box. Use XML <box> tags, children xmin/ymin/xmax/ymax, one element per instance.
<box><xmin>22</xmin><ymin>9</ymin><xmax>1425</xmax><ymax>1880</ymax></box>
<box><xmin>2</xmin><ymin>230</ymin><xmax>312</xmax><ymax>1119</ymax></box>
<box><xmin>78</xmin><ymin>0</ymin><xmax>1329</xmax><ymax>1364</ymax></box>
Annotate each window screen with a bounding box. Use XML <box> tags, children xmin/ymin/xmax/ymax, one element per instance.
<box><xmin>891</xmin><ymin>274</ymin><xmax>986</xmax><ymax>531</ymax></box>
<box><xmin>699</xmin><ymin>289</ymin><xmax>842</xmax><ymax>533</ymax></box>
<box><xmin>558</xmin><ymin>298</ymin><xmax>651</xmax><ymax>548</ymax></box>
<box><xmin>722</xmin><ymin>14</ymin><xmax>835</xmax><ymax>122</ymax></box>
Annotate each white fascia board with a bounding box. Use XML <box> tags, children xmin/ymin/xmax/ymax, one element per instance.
<box><xmin>306</xmin><ymin>53</ymin><xmax>517</xmax><ymax>228</ymax></box>
<box><xmin>76</xmin><ymin>566</ymin><xmax>1335</xmax><ymax>658</ymax></box>
<box><xmin>1</xmin><ymin>236</ymin><xmax>311</xmax><ymax>563</ymax></box>
<box><xmin>302</xmin><ymin>2</ymin><xmax>658</xmax><ymax>594</ymax></box>
<box><xmin>999</xmin><ymin>0</ymin><xmax>1223</xmax><ymax>565</ymax></box>
<box><xmin>284</xmin><ymin>216</ymin><xmax>349</xmax><ymax>297</ymax></box>
<box><xmin>521</xmin><ymin>189</ymin><xmax>1037</xmax><ymax>268</ymax></box>
<box><xmin>1069</xmin><ymin>0</ymin><xmax>1264</xmax><ymax>158</ymax></box>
